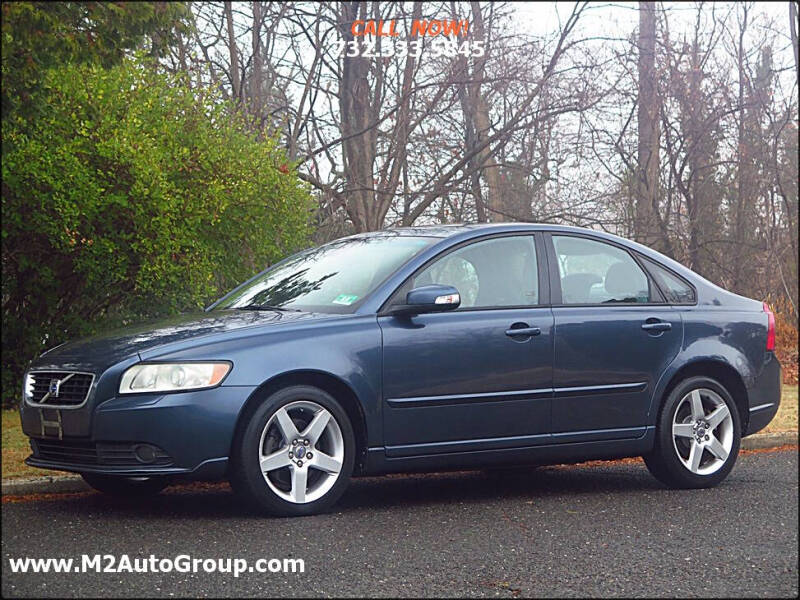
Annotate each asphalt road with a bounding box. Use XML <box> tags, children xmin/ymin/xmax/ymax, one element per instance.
<box><xmin>2</xmin><ymin>449</ymin><xmax>797</xmax><ymax>598</ymax></box>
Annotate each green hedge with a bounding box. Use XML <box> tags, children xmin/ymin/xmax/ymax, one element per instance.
<box><xmin>1</xmin><ymin>58</ymin><xmax>313</xmax><ymax>405</ymax></box>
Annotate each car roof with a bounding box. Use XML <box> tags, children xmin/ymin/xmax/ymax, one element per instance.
<box><xmin>349</xmin><ymin>222</ymin><xmax>626</xmax><ymax>240</ymax></box>
<box><xmin>339</xmin><ymin>222</ymin><xmax>711</xmax><ymax>275</ymax></box>
<box><xmin>347</xmin><ymin>223</ymin><xmax>709</xmax><ymax>285</ymax></box>
<box><xmin>349</xmin><ymin>222</ymin><xmax>605</xmax><ymax>238</ymax></box>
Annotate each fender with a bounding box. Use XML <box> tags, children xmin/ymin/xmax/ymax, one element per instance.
<box><xmin>647</xmin><ymin>339</ymin><xmax>754</xmax><ymax>426</ymax></box>
<box><xmin>140</xmin><ymin>314</ymin><xmax>384</xmax><ymax>446</ymax></box>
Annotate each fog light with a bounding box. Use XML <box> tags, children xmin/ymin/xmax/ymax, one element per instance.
<box><xmin>133</xmin><ymin>444</ymin><xmax>158</xmax><ymax>464</ymax></box>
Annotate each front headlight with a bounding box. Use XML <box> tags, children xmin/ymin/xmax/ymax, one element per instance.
<box><xmin>23</xmin><ymin>372</ymin><xmax>34</xmax><ymax>400</ymax></box>
<box><xmin>119</xmin><ymin>362</ymin><xmax>231</xmax><ymax>395</ymax></box>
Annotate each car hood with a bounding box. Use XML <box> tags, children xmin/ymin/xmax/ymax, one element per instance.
<box><xmin>31</xmin><ymin>309</ymin><xmax>331</xmax><ymax>372</ymax></box>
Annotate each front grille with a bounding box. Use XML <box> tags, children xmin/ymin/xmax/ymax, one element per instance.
<box><xmin>31</xmin><ymin>439</ymin><xmax>172</xmax><ymax>467</ymax></box>
<box><xmin>27</xmin><ymin>371</ymin><xmax>94</xmax><ymax>406</ymax></box>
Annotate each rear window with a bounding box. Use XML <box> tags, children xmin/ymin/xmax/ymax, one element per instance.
<box><xmin>639</xmin><ymin>256</ymin><xmax>696</xmax><ymax>304</ymax></box>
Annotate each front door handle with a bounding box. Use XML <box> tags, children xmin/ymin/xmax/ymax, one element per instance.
<box><xmin>641</xmin><ymin>321</ymin><xmax>672</xmax><ymax>332</ymax></box>
<box><xmin>505</xmin><ymin>327</ymin><xmax>541</xmax><ymax>337</ymax></box>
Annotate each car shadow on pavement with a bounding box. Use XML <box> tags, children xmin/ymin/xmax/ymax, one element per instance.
<box><xmin>339</xmin><ymin>463</ymin><xmax>665</xmax><ymax>511</ymax></box>
<box><xmin>8</xmin><ymin>461</ymin><xmax>668</xmax><ymax>519</ymax></box>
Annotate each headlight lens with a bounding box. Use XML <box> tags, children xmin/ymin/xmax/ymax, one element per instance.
<box><xmin>119</xmin><ymin>362</ymin><xmax>231</xmax><ymax>395</ymax></box>
<box><xmin>23</xmin><ymin>372</ymin><xmax>34</xmax><ymax>400</ymax></box>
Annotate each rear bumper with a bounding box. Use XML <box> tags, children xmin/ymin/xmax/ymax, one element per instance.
<box><xmin>21</xmin><ymin>385</ymin><xmax>255</xmax><ymax>479</ymax></box>
<box><xmin>744</xmin><ymin>351</ymin><xmax>782</xmax><ymax>436</ymax></box>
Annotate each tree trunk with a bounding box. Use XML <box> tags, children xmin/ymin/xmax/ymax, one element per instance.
<box><xmin>339</xmin><ymin>2</ymin><xmax>376</xmax><ymax>231</ymax></box>
<box><xmin>251</xmin><ymin>1</ymin><xmax>263</xmax><ymax>131</ymax></box>
<box><xmin>636</xmin><ymin>2</ymin><xmax>660</xmax><ymax>247</ymax></box>
<box><xmin>224</xmin><ymin>2</ymin><xmax>240</xmax><ymax>102</ymax></box>
<box><xmin>732</xmin><ymin>5</ymin><xmax>750</xmax><ymax>293</ymax></box>
<box><xmin>790</xmin><ymin>1</ymin><xmax>799</xmax><ymax>77</ymax></box>
<box><xmin>468</xmin><ymin>2</ymin><xmax>504</xmax><ymax>222</ymax></box>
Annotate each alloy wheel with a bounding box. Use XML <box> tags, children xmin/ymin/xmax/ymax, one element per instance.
<box><xmin>258</xmin><ymin>400</ymin><xmax>344</xmax><ymax>504</ymax></box>
<box><xmin>671</xmin><ymin>388</ymin><xmax>734</xmax><ymax>476</ymax></box>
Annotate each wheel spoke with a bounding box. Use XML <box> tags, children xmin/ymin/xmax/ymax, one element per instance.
<box><xmin>673</xmin><ymin>423</ymin><xmax>694</xmax><ymax>438</ymax></box>
<box><xmin>706</xmin><ymin>404</ymin><xmax>730</xmax><ymax>429</ymax></box>
<box><xmin>312</xmin><ymin>451</ymin><xmax>342</xmax><ymax>474</ymax></box>
<box><xmin>706</xmin><ymin>435</ymin><xmax>729</xmax><ymax>461</ymax></box>
<box><xmin>290</xmin><ymin>465</ymin><xmax>307</xmax><ymax>503</ymax></box>
<box><xmin>302</xmin><ymin>408</ymin><xmax>331</xmax><ymax>445</ymax></box>
<box><xmin>260</xmin><ymin>450</ymin><xmax>291</xmax><ymax>473</ymax></box>
<box><xmin>689</xmin><ymin>390</ymin><xmax>705</xmax><ymax>420</ymax></box>
<box><xmin>688</xmin><ymin>440</ymin><xmax>704</xmax><ymax>473</ymax></box>
<box><xmin>274</xmin><ymin>407</ymin><xmax>299</xmax><ymax>442</ymax></box>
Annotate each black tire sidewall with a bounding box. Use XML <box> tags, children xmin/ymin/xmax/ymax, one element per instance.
<box><xmin>233</xmin><ymin>385</ymin><xmax>355</xmax><ymax>516</ymax></box>
<box><xmin>651</xmin><ymin>375</ymin><xmax>741</xmax><ymax>488</ymax></box>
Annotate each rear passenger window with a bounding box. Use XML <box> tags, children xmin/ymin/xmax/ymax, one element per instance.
<box><xmin>639</xmin><ymin>256</ymin><xmax>696</xmax><ymax>304</ymax></box>
<box><xmin>552</xmin><ymin>236</ymin><xmax>651</xmax><ymax>304</ymax></box>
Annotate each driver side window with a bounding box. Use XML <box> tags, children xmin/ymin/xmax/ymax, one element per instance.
<box><xmin>411</xmin><ymin>236</ymin><xmax>539</xmax><ymax>308</ymax></box>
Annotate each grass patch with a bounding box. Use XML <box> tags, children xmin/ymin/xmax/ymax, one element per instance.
<box><xmin>765</xmin><ymin>384</ymin><xmax>798</xmax><ymax>433</ymax></box>
<box><xmin>1</xmin><ymin>409</ymin><xmax>46</xmax><ymax>479</ymax></box>
<box><xmin>2</xmin><ymin>385</ymin><xmax>798</xmax><ymax>480</ymax></box>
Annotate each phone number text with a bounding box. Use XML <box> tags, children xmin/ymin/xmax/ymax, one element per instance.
<box><xmin>332</xmin><ymin>39</ymin><xmax>485</xmax><ymax>58</ymax></box>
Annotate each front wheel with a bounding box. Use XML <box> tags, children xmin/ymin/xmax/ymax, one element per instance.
<box><xmin>644</xmin><ymin>376</ymin><xmax>741</xmax><ymax>489</ymax></box>
<box><xmin>230</xmin><ymin>385</ymin><xmax>355</xmax><ymax>516</ymax></box>
<box><xmin>81</xmin><ymin>473</ymin><xmax>169</xmax><ymax>496</ymax></box>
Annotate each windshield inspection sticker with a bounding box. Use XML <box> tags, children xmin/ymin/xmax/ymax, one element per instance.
<box><xmin>332</xmin><ymin>294</ymin><xmax>359</xmax><ymax>306</ymax></box>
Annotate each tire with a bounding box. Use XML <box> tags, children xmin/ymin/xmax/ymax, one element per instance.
<box><xmin>81</xmin><ymin>473</ymin><xmax>169</xmax><ymax>497</ymax></box>
<box><xmin>230</xmin><ymin>385</ymin><xmax>355</xmax><ymax>516</ymax></box>
<box><xmin>644</xmin><ymin>376</ymin><xmax>741</xmax><ymax>489</ymax></box>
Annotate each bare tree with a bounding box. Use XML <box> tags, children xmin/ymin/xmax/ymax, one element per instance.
<box><xmin>223</xmin><ymin>1</ymin><xmax>241</xmax><ymax>102</ymax></box>
<box><xmin>636</xmin><ymin>1</ymin><xmax>662</xmax><ymax>249</ymax></box>
<box><xmin>791</xmin><ymin>1</ymin><xmax>799</xmax><ymax>75</ymax></box>
<box><xmin>176</xmin><ymin>1</ymin><xmax>797</xmax><ymax>321</ymax></box>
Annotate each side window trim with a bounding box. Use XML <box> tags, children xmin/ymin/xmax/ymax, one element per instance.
<box><xmin>636</xmin><ymin>253</ymin><xmax>698</xmax><ymax>306</ymax></box>
<box><xmin>534</xmin><ymin>232</ymin><xmax>551</xmax><ymax>306</ymax></box>
<box><xmin>378</xmin><ymin>232</ymin><xmax>549</xmax><ymax>314</ymax></box>
<box><xmin>543</xmin><ymin>232</ymin><xmax>665</xmax><ymax>307</ymax></box>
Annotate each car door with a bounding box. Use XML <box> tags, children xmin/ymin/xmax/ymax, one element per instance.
<box><xmin>378</xmin><ymin>234</ymin><xmax>554</xmax><ymax>457</ymax></box>
<box><xmin>546</xmin><ymin>233</ymin><xmax>682</xmax><ymax>439</ymax></box>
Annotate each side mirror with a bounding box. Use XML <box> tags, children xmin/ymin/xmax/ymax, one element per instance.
<box><xmin>389</xmin><ymin>284</ymin><xmax>461</xmax><ymax>316</ymax></box>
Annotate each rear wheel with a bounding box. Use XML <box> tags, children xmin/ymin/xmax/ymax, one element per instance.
<box><xmin>644</xmin><ymin>376</ymin><xmax>741</xmax><ymax>489</ymax></box>
<box><xmin>81</xmin><ymin>473</ymin><xmax>169</xmax><ymax>496</ymax></box>
<box><xmin>230</xmin><ymin>385</ymin><xmax>355</xmax><ymax>516</ymax></box>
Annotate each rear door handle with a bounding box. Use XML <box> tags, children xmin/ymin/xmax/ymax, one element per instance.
<box><xmin>505</xmin><ymin>327</ymin><xmax>541</xmax><ymax>337</ymax></box>
<box><xmin>641</xmin><ymin>322</ymin><xmax>671</xmax><ymax>332</ymax></box>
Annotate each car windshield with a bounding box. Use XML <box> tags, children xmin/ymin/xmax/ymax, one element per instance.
<box><xmin>214</xmin><ymin>235</ymin><xmax>437</xmax><ymax>313</ymax></box>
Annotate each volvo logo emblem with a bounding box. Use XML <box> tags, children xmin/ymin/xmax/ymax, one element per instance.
<box><xmin>49</xmin><ymin>379</ymin><xmax>61</xmax><ymax>398</ymax></box>
<box><xmin>295</xmin><ymin>446</ymin><xmax>306</xmax><ymax>459</ymax></box>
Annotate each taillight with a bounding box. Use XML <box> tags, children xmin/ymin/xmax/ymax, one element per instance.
<box><xmin>763</xmin><ymin>302</ymin><xmax>775</xmax><ymax>351</ymax></box>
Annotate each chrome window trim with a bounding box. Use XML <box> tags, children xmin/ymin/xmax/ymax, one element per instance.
<box><xmin>23</xmin><ymin>370</ymin><xmax>96</xmax><ymax>410</ymax></box>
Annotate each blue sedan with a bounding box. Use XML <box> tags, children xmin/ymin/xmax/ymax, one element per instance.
<box><xmin>20</xmin><ymin>224</ymin><xmax>781</xmax><ymax>516</ymax></box>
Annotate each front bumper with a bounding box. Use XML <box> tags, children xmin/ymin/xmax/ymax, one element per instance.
<box><xmin>744</xmin><ymin>351</ymin><xmax>782</xmax><ymax>436</ymax></box>
<box><xmin>21</xmin><ymin>385</ymin><xmax>256</xmax><ymax>479</ymax></box>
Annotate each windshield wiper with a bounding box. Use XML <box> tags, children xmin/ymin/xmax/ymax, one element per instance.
<box><xmin>234</xmin><ymin>304</ymin><xmax>302</xmax><ymax>312</ymax></box>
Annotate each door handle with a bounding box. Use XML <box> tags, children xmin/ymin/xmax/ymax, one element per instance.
<box><xmin>505</xmin><ymin>327</ymin><xmax>541</xmax><ymax>337</ymax></box>
<box><xmin>641</xmin><ymin>321</ymin><xmax>671</xmax><ymax>332</ymax></box>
